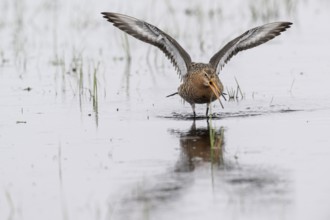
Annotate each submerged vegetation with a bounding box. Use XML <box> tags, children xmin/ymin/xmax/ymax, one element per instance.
<box><xmin>208</xmin><ymin>107</ymin><xmax>225</xmax><ymax>166</ymax></box>
<box><xmin>249</xmin><ymin>0</ymin><xmax>297</xmax><ymax>22</ymax></box>
<box><xmin>51</xmin><ymin>48</ymin><xmax>102</xmax><ymax>125</ymax></box>
<box><xmin>226</xmin><ymin>77</ymin><xmax>244</xmax><ymax>101</ymax></box>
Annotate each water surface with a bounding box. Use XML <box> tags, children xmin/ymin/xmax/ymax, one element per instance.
<box><xmin>1</xmin><ymin>0</ymin><xmax>330</xmax><ymax>220</ymax></box>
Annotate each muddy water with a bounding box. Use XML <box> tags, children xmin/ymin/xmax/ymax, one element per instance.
<box><xmin>1</xmin><ymin>0</ymin><xmax>330</xmax><ymax>220</ymax></box>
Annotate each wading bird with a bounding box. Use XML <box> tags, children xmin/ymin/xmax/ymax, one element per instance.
<box><xmin>101</xmin><ymin>12</ymin><xmax>292</xmax><ymax>118</ymax></box>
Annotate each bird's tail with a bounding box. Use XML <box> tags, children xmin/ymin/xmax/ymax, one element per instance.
<box><xmin>166</xmin><ymin>92</ymin><xmax>178</xmax><ymax>98</ymax></box>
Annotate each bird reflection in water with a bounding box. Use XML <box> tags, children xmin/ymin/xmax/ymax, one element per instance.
<box><xmin>169</xmin><ymin>121</ymin><xmax>225</xmax><ymax>172</ymax></box>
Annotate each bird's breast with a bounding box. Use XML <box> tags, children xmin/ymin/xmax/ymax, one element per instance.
<box><xmin>178</xmin><ymin>81</ymin><xmax>223</xmax><ymax>104</ymax></box>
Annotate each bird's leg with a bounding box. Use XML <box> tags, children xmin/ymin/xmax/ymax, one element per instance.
<box><xmin>191</xmin><ymin>103</ymin><xmax>196</xmax><ymax>118</ymax></box>
<box><xmin>206</xmin><ymin>103</ymin><xmax>210</xmax><ymax>118</ymax></box>
<box><xmin>221</xmin><ymin>93</ymin><xmax>227</xmax><ymax>101</ymax></box>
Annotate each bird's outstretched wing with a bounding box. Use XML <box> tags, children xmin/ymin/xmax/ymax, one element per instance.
<box><xmin>209</xmin><ymin>22</ymin><xmax>292</xmax><ymax>74</ymax></box>
<box><xmin>101</xmin><ymin>12</ymin><xmax>192</xmax><ymax>79</ymax></box>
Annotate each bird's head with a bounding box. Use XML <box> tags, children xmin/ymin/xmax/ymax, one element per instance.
<box><xmin>201</xmin><ymin>69</ymin><xmax>222</xmax><ymax>100</ymax></box>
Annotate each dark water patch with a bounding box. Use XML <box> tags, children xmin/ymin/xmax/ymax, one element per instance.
<box><xmin>159</xmin><ymin>108</ymin><xmax>301</xmax><ymax>120</ymax></box>
<box><xmin>113</xmin><ymin>172</ymin><xmax>193</xmax><ymax>220</ymax></box>
<box><xmin>221</xmin><ymin>166</ymin><xmax>292</xmax><ymax>201</ymax></box>
<box><xmin>111</xmin><ymin>118</ymin><xmax>293</xmax><ymax>219</ymax></box>
<box><xmin>132</xmin><ymin>178</ymin><xmax>185</xmax><ymax>203</ymax></box>
<box><xmin>113</xmin><ymin>156</ymin><xmax>291</xmax><ymax>220</ymax></box>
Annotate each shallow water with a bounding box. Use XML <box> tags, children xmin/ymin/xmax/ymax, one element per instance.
<box><xmin>1</xmin><ymin>0</ymin><xmax>330</xmax><ymax>220</ymax></box>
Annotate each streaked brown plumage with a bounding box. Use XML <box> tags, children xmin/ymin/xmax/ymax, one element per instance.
<box><xmin>101</xmin><ymin>12</ymin><xmax>292</xmax><ymax>118</ymax></box>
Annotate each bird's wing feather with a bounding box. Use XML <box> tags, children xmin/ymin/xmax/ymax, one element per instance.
<box><xmin>102</xmin><ymin>12</ymin><xmax>192</xmax><ymax>79</ymax></box>
<box><xmin>209</xmin><ymin>22</ymin><xmax>292</xmax><ymax>74</ymax></box>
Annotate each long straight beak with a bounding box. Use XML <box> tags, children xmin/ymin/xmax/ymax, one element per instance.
<box><xmin>209</xmin><ymin>80</ymin><xmax>224</xmax><ymax>109</ymax></box>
